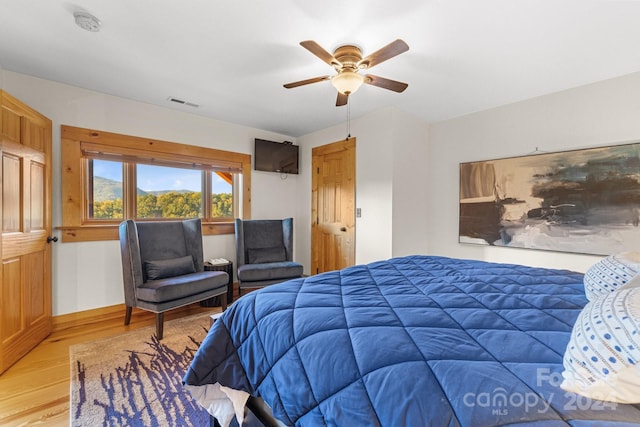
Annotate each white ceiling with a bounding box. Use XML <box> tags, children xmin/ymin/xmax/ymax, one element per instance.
<box><xmin>2</xmin><ymin>0</ymin><xmax>640</xmax><ymax>137</ymax></box>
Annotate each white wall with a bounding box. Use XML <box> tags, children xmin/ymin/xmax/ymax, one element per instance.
<box><xmin>1</xmin><ymin>70</ymin><xmax>299</xmax><ymax>315</ymax></box>
<box><xmin>427</xmin><ymin>71</ymin><xmax>640</xmax><ymax>272</ymax></box>
<box><xmin>391</xmin><ymin>109</ymin><xmax>430</xmax><ymax>257</ymax></box>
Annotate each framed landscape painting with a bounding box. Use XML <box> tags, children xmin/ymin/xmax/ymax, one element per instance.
<box><xmin>459</xmin><ymin>142</ymin><xmax>640</xmax><ymax>255</ymax></box>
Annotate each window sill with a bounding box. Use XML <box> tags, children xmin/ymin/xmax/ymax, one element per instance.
<box><xmin>56</xmin><ymin>222</ymin><xmax>235</xmax><ymax>243</ymax></box>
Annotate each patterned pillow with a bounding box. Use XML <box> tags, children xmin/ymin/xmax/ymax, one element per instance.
<box><xmin>583</xmin><ymin>252</ymin><xmax>640</xmax><ymax>301</ymax></box>
<box><xmin>561</xmin><ymin>287</ymin><xmax>640</xmax><ymax>403</ymax></box>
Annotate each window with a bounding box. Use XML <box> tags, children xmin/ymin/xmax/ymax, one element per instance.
<box><xmin>134</xmin><ymin>164</ymin><xmax>203</xmax><ymax>219</ymax></box>
<box><xmin>88</xmin><ymin>159</ymin><xmax>124</xmax><ymax>220</ymax></box>
<box><xmin>61</xmin><ymin>125</ymin><xmax>251</xmax><ymax>242</ymax></box>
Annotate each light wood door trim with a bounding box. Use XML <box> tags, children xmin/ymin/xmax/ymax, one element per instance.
<box><xmin>311</xmin><ymin>138</ymin><xmax>356</xmax><ymax>274</ymax></box>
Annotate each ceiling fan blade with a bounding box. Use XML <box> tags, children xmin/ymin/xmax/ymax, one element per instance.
<box><xmin>283</xmin><ymin>75</ymin><xmax>331</xmax><ymax>89</ymax></box>
<box><xmin>364</xmin><ymin>74</ymin><xmax>408</xmax><ymax>93</ymax></box>
<box><xmin>336</xmin><ymin>92</ymin><xmax>349</xmax><ymax>107</ymax></box>
<box><xmin>300</xmin><ymin>40</ymin><xmax>340</xmax><ymax>67</ymax></box>
<box><xmin>358</xmin><ymin>39</ymin><xmax>409</xmax><ymax>69</ymax></box>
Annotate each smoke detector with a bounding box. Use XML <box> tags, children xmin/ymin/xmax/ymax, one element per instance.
<box><xmin>74</xmin><ymin>11</ymin><xmax>101</xmax><ymax>32</ymax></box>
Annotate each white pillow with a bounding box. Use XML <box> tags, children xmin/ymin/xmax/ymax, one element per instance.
<box><xmin>583</xmin><ymin>252</ymin><xmax>640</xmax><ymax>301</ymax></box>
<box><xmin>561</xmin><ymin>287</ymin><xmax>640</xmax><ymax>403</ymax></box>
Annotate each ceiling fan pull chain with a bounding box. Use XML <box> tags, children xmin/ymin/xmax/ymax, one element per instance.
<box><xmin>346</xmin><ymin>102</ymin><xmax>351</xmax><ymax>139</ymax></box>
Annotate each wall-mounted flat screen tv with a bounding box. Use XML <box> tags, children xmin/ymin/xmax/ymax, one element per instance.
<box><xmin>254</xmin><ymin>138</ymin><xmax>299</xmax><ymax>174</ymax></box>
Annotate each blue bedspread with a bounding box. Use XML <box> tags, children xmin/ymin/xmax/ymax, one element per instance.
<box><xmin>183</xmin><ymin>255</ymin><xmax>640</xmax><ymax>426</ymax></box>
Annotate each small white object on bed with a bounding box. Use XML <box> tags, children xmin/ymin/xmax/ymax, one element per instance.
<box><xmin>184</xmin><ymin>383</ymin><xmax>249</xmax><ymax>427</ymax></box>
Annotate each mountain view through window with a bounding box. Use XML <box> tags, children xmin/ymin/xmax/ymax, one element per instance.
<box><xmin>89</xmin><ymin>159</ymin><xmax>233</xmax><ymax>220</ymax></box>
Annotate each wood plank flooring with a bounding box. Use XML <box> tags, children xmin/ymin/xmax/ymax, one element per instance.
<box><xmin>0</xmin><ymin>302</ymin><xmax>224</xmax><ymax>426</ymax></box>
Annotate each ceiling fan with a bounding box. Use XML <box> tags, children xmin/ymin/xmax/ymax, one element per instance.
<box><xmin>283</xmin><ymin>39</ymin><xmax>409</xmax><ymax>107</ymax></box>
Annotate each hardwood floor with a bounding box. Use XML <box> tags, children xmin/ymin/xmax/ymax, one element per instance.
<box><xmin>0</xmin><ymin>302</ymin><xmax>224</xmax><ymax>426</ymax></box>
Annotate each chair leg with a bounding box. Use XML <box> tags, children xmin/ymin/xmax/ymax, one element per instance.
<box><xmin>155</xmin><ymin>312</ymin><xmax>164</xmax><ymax>340</ymax></box>
<box><xmin>124</xmin><ymin>306</ymin><xmax>133</xmax><ymax>325</ymax></box>
<box><xmin>220</xmin><ymin>293</ymin><xmax>227</xmax><ymax>311</ymax></box>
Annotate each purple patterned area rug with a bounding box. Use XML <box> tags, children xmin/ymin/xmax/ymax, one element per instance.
<box><xmin>69</xmin><ymin>314</ymin><xmax>212</xmax><ymax>426</ymax></box>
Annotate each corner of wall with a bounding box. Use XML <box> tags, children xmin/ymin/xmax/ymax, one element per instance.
<box><xmin>389</xmin><ymin>109</ymin><xmax>430</xmax><ymax>256</ymax></box>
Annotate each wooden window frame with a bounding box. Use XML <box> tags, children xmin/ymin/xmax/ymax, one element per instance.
<box><xmin>60</xmin><ymin>125</ymin><xmax>251</xmax><ymax>242</ymax></box>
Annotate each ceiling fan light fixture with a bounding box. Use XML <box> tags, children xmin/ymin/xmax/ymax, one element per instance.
<box><xmin>332</xmin><ymin>71</ymin><xmax>364</xmax><ymax>95</ymax></box>
<box><xmin>284</xmin><ymin>39</ymin><xmax>409</xmax><ymax>106</ymax></box>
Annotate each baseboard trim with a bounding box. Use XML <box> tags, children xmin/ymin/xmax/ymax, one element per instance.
<box><xmin>52</xmin><ymin>304</ymin><xmax>126</xmax><ymax>333</ymax></box>
<box><xmin>51</xmin><ymin>303</ymin><xmax>221</xmax><ymax>333</ymax></box>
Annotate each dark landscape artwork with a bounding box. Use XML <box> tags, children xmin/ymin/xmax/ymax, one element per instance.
<box><xmin>459</xmin><ymin>143</ymin><xmax>640</xmax><ymax>255</ymax></box>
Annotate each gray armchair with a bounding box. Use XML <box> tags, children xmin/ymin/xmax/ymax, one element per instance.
<box><xmin>119</xmin><ymin>218</ymin><xmax>228</xmax><ymax>339</ymax></box>
<box><xmin>235</xmin><ymin>218</ymin><xmax>304</xmax><ymax>294</ymax></box>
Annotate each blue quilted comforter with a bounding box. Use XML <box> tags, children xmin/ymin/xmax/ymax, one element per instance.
<box><xmin>183</xmin><ymin>255</ymin><xmax>640</xmax><ymax>426</ymax></box>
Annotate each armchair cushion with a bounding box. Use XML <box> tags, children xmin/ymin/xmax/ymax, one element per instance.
<box><xmin>137</xmin><ymin>270</ymin><xmax>228</xmax><ymax>303</ymax></box>
<box><xmin>144</xmin><ymin>255</ymin><xmax>196</xmax><ymax>280</ymax></box>
<box><xmin>247</xmin><ymin>246</ymin><xmax>287</xmax><ymax>264</ymax></box>
<box><xmin>238</xmin><ymin>261</ymin><xmax>303</xmax><ymax>283</ymax></box>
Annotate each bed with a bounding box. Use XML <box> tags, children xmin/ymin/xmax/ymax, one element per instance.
<box><xmin>183</xmin><ymin>255</ymin><xmax>640</xmax><ymax>426</ymax></box>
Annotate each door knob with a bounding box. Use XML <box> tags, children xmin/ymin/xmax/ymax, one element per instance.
<box><xmin>340</xmin><ymin>227</ymin><xmax>347</xmax><ymax>232</ymax></box>
<box><xmin>47</xmin><ymin>236</ymin><xmax>58</xmax><ymax>243</ymax></box>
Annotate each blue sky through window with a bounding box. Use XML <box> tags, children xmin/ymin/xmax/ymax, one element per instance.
<box><xmin>137</xmin><ymin>164</ymin><xmax>202</xmax><ymax>192</ymax></box>
<box><xmin>93</xmin><ymin>160</ymin><xmax>231</xmax><ymax>193</ymax></box>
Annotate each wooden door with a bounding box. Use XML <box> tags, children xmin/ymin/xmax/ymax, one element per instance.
<box><xmin>0</xmin><ymin>91</ymin><xmax>52</xmax><ymax>374</ymax></box>
<box><xmin>311</xmin><ymin>138</ymin><xmax>355</xmax><ymax>274</ymax></box>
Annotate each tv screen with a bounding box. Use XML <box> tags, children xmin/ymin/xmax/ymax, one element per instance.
<box><xmin>254</xmin><ymin>138</ymin><xmax>299</xmax><ymax>174</ymax></box>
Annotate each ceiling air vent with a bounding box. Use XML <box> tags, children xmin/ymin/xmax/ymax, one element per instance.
<box><xmin>167</xmin><ymin>97</ymin><xmax>199</xmax><ymax>108</ymax></box>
